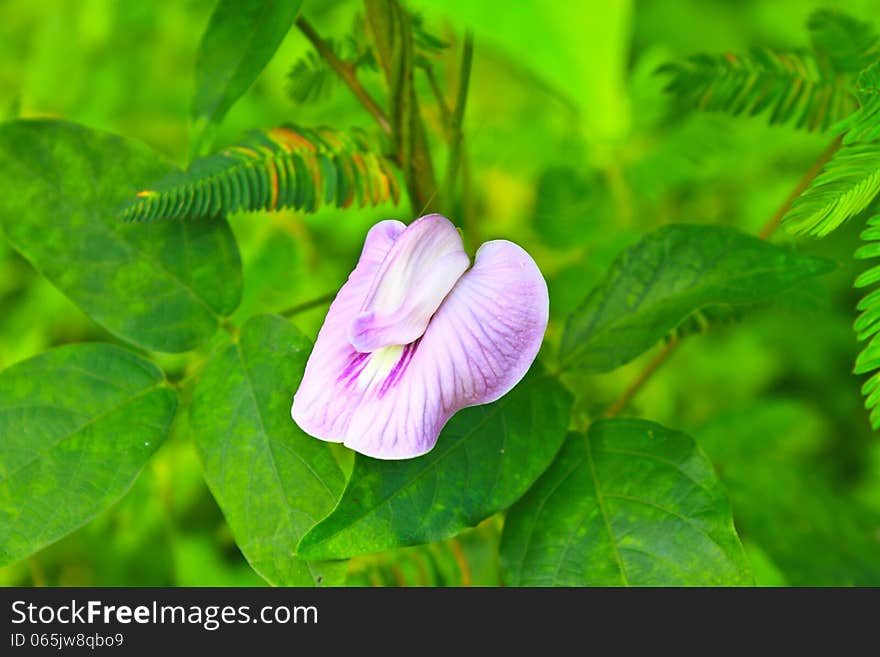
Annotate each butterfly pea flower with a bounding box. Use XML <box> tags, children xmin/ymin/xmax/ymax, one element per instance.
<box><xmin>291</xmin><ymin>214</ymin><xmax>548</xmax><ymax>460</ymax></box>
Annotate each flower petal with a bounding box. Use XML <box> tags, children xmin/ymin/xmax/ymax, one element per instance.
<box><xmin>292</xmin><ymin>225</ymin><xmax>549</xmax><ymax>460</ymax></box>
<box><xmin>343</xmin><ymin>239</ymin><xmax>549</xmax><ymax>458</ymax></box>
<box><xmin>349</xmin><ymin>214</ymin><xmax>469</xmax><ymax>352</ymax></box>
<box><xmin>291</xmin><ymin>219</ymin><xmax>404</xmax><ymax>442</ymax></box>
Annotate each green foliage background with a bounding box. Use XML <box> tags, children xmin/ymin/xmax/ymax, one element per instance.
<box><xmin>0</xmin><ymin>0</ymin><xmax>878</xmax><ymax>586</ymax></box>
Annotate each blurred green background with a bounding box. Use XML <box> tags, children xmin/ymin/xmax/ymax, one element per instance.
<box><xmin>1</xmin><ymin>0</ymin><xmax>878</xmax><ymax>586</ymax></box>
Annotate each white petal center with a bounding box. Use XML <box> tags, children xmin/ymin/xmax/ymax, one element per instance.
<box><xmin>348</xmin><ymin>214</ymin><xmax>469</xmax><ymax>352</ymax></box>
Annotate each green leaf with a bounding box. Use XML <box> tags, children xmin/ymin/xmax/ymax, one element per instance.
<box><xmin>658</xmin><ymin>48</ymin><xmax>856</xmax><ymax>133</ymax></box>
<box><xmin>0</xmin><ymin>119</ymin><xmax>242</xmax><ymax>353</ymax></box>
<box><xmin>191</xmin><ymin>0</ymin><xmax>303</xmax><ymax>142</ymax></box>
<box><xmin>782</xmin><ymin>140</ymin><xmax>880</xmax><ymax>236</ymax></box>
<box><xmin>190</xmin><ymin>314</ymin><xmax>347</xmax><ymax>586</ymax></box>
<box><xmin>0</xmin><ymin>343</ymin><xmax>176</xmax><ymax>566</ymax></box>
<box><xmin>807</xmin><ymin>8</ymin><xmax>879</xmax><ymax>75</ymax></box>
<box><xmin>852</xmin><ymin>214</ymin><xmax>880</xmax><ymax>428</ymax></box>
<box><xmin>835</xmin><ymin>62</ymin><xmax>880</xmax><ymax>144</ymax></box>
<box><xmin>696</xmin><ymin>401</ymin><xmax>880</xmax><ymax>585</ymax></box>
<box><xmin>287</xmin><ymin>48</ymin><xmax>340</xmax><ymax>106</ymax></box>
<box><xmin>286</xmin><ymin>34</ymin><xmax>377</xmax><ymax>106</ymax></box>
<box><xmin>560</xmin><ymin>224</ymin><xmax>834</xmax><ymax>372</ymax></box>
<box><xmin>121</xmin><ymin>125</ymin><xmax>400</xmax><ymax>222</ymax></box>
<box><xmin>500</xmin><ymin>420</ymin><xmax>753</xmax><ymax>586</ymax></box>
<box><xmin>297</xmin><ymin>372</ymin><xmax>573</xmax><ymax>560</ymax></box>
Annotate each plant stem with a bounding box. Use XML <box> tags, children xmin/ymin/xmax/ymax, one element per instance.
<box><xmin>295</xmin><ymin>16</ymin><xmax>391</xmax><ymax>137</ymax></box>
<box><xmin>423</xmin><ymin>63</ymin><xmax>477</xmax><ymax>242</ymax></box>
<box><xmin>28</xmin><ymin>556</ymin><xmax>46</xmax><ymax>587</ymax></box>
<box><xmin>442</xmin><ymin>32</ymin><xmax>474</xmax><ymax>211</ymax></box>
<box><xmin>758</xmin><ymin>135</ymin><xmax>842</xmax><ymax>238</ymax></box>
<box><xmin>603</xmin><ymin>338</ymin><xmax>679</xmax><ymax>418</ymax></box>
<box><xmin>423</xmin><ymin>65</ymin><xmax>452</xmax><ymax>131</ymax></box>
<box><xmin>279</xmin><ymin>291</ymin><xmax>337</xmax><ymax>318</ymax></box>
<box><xmin>448</xmin><ymin>538</ymin><xmax>472</xmax><ymax>586</ymax></box>
<box><xmin>603</xmin><ymin>136</ymin><xmax>841</xmax><ymax>417</ymax></box>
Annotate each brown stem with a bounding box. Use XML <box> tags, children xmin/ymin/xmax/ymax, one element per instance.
<box><xmin>28</xmin><ymin>556</ymin><xmax>46</xmax><ymax>587</ymax></box>
<box><xmin>603</xmin><ymin>338</ymin><xmax>680</xmax><ymax>418</ymax></box>
<box><xmin>448</xmin><ymin>538</ymin><xmax>472</xmax><ymax>586</ymax></box>
<box><xmin>279</xmin><ymin>291</ymin><xmax>337</xmax><ymax>318</ymax></box>
<box><xmin>423</xmin><ymin>65</ymin><xmax>452</xmax><ymax>132</ymax></box>
<box><xmin>603</xmin><ymin>136</ymin><xmax>842</xmax><ymax>417</ymax></box>
<box><xmin>296</xmin><ymin>17</ymin><xmax>391</xmax><ymax>137</ymax></box>
<box><xmin>758</xmin><ymin>135</ymin><xmax>842</xmax><ymax>239</ymax></box>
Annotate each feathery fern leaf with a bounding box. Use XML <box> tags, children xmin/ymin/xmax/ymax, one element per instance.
<box><xmin>835</xmin><ymin>62</ymin><xmax>880</xmax><ymax>144</ymax></box>
<box><xmin>853</xmin><ymin>213</ymin><xmax>880</xmax><ymax>428</ymax></box>
<box><xmin>782</xmin><ymin>140</ymin><xmax>880</xmax><ymax>236</ymax></box>
<box><xmin>287</xmin><ymin>38</ymin><xmax>376</xmax><ymax>105</ymax></box>
<box><xmin>121</xmin><ymin>125</ymin><xmax>400</xmax><ymax>222</ymax></box>
<box><xmin>659</xmin><ymin>48</ymin><xmax>856</xmax><ymax>132</ymax></box>
<box><xmin>287</xmin><ymin>48</ymin><xmax>340</xmax><ymax>105</ymax></box>
<box><xmin>285</xmin><ymin>11</ymin><xmax>443</xmax><ymax>106</ymax></box>
<box><xmin>411</xmin><ymin>13</ymin><xmax>448</xmax><ymax>55</ymax></box>
<box><xmin>808</xmin><ymin>8</ymin><xmax>879</xmax><ymax>75</ymax></box>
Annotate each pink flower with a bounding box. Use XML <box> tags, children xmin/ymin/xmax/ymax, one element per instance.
<box><xmin>291</xmin><ymin>214</ymin><xmax>548</xmax><ymax>459</ymax></box>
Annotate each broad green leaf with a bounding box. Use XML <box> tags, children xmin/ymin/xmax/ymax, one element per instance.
<box><xmin>560</xmin><ymin>224</ymin><xmax>834</xmax><ymax>372</ymax></box>
<box><xmin>190</xmin><ymin>314</ymin><xmax>346</xmax><ymax>586</ymax></box>
<box><xmin>297</xmin><ymin>373</ymin><xmax>572</xmax><ymax>560</ymax></box>
<box><xmin>697</xmin><ymin>401</ymin><xmax>880</xmax><ymax>586</ymax></box>
<box><xmin>0</xmin><ymin>119</ymin><xmax>242</xmax><ymax>353</ymax></box>
<box><xmin>191</xmin><ymin>0</ymin><xmax>303</xmax><ymax>142</ymax></box>
<box><xmin>500</xmin><ymin>420</ymin><xmax>753</xmax><ymax>586</ymax></box>
<box><xmin>0</xmin><ymin>343</ymin><xmax>176</xmax><ymax>566</ymax></box>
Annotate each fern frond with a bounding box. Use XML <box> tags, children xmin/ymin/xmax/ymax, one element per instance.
<box><xmin>853</xmin><ymin>213</ymin><xmax>880</xmax><ymax>428</ymax></box>
<box><xmin>286</xmin><ymin>38</ymin><xmax>377</xmax><ymax>105</ymax></box>
<box><xmin>782</xmin><ymin>141</ymin><xmax>880</xmax><ymax>235</ymax></box>
<box><xmin>121</xmin><ymin>125</ymin><xmax>400</xmax><ymax>222</ymax></box>
<box><xmin>411</xmin><ymin>13</ymin><xmax>448</xmax><ymax>55</ymax></box>
<box><xmin>808</xmin><ymin>8</ymin><xmax>879</xmax><ymax>75</ymax></box>
<box><xmin>659</xmin><ymin>48</ymin><xmax>856</xmax><ymax>132</ymax></box>
<box><xmin>287</xmin><ymin>49</ymin><xmax>339</xmax><ymax>105</ymax></box>
<box><xmin>835</xmin><ymin>62</ymin><xmax>880</xmax><ymax>144</ymax></box>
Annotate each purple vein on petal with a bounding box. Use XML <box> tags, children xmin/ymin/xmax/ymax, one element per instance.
<box><xmin>379</xmin><ymin>339</ymin><xmax>420</xmax><ymax>398</ymax></box>
<box><xmin>337</xmin><ymin>351</ymin><xmax>370</xmax><ymax>386</ymax></box>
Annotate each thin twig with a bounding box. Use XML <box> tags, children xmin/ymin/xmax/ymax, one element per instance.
<box><xmin>603</xmin><ymin>338</ymin><xmax>680</xmax><ymax>418</ymax></box>
<box><xmin>758</xmin><ymin>135</ymin><xmax>842</xmax><ymax>239</ymax></box>
<box><xmin>448</xmin><ymin>538</ymin><xmax>472</xmax><ymax>587</ymax></box>
<box><xmin>423</xmin><ymin>65</ymin><xmax>452</xmax><ymax>132</ymax></box>
<box><xmin>442</xmin><ymin>32</ymin><xmax>474</xmax><ymax>209</ymax></box>
<box><xmin>603</xmin><ymin>136</ymin><xmax>842</xmax><ymax>417</ymax></box>
<box><xmin>424</xmin><ymin>63</ymin><xmax>477</xmax><ymax>242</ymax></box>
<box><xmin>28</xmin><ymin>556</ymin><xmax>46</xmax><ymax>587</ymax></box>
<box><xmin>279</xmin><ymin>291</ymin><xmax>337</xmax><ymax>318</ymax></box>
<box><xmin>295</xmin><ymin>17</ymin><xmax>391</xmax><ymax>136</ymax></box>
